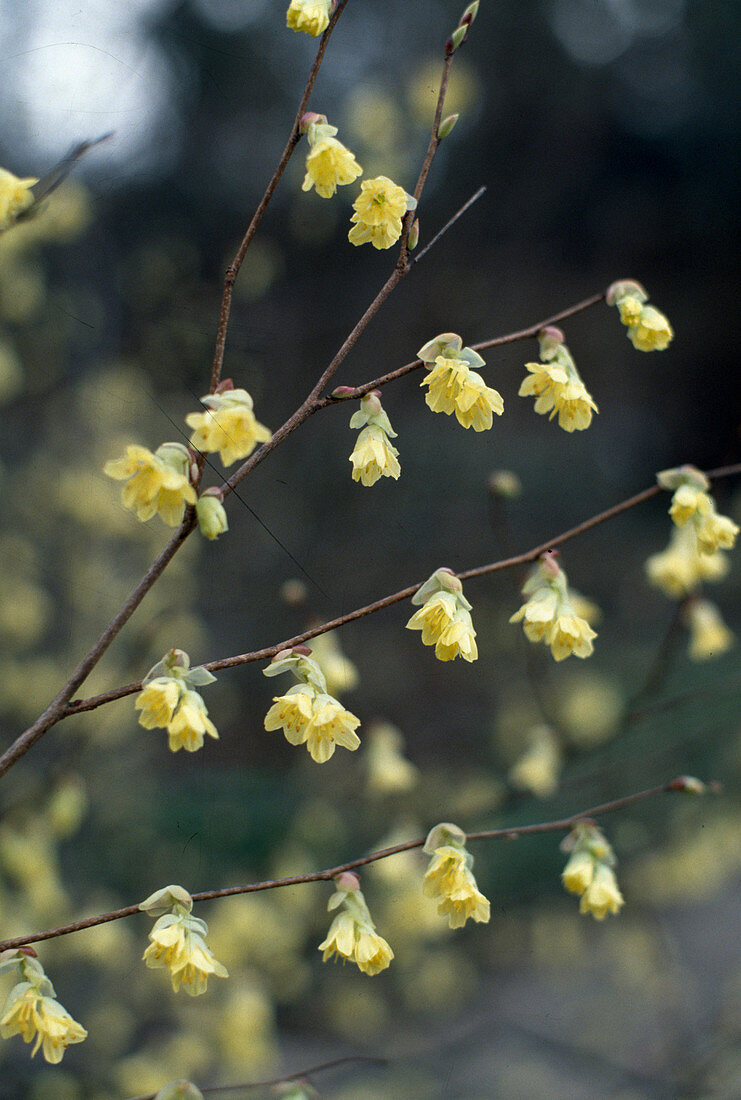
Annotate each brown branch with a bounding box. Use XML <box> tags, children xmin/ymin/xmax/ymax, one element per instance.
<box><xmin>208</xmin><ymin>0</ymin><xmax>351</xmax><ymax>393</ymax></box>
<box><xmin>0</xmin><ymin>777</ymin><xmax>692</xmax><ymax>951</ymax></box>
<box><xmin>65</xmin><ymin>461</ymin><xmax>741</xmax><ymax>715</ymax></box>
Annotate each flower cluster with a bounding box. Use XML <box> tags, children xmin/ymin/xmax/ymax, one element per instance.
<box><xmin>510</xmin><ymin>552</ymin><xmax>597</xmax><ymax>661</ymax></box>
<box><xmin>646</xmin><ymin>522</ymin><xmax>730</xmax><ymax>599</ymax></box>
<box><xmin>135</xmin><ymin>649</ymin><xmax>218</xmax><ymax>753</ymax></box>
<box><xmin>0</xmin><ymin>167</ymin><xmax>38</xmax><ymax>231</ymax></box>
<box><xmin>348</xmin><ymin>175</ymin><xmax>416</xmax><ymax>250</ymax></box>
<box><xmin>406</xmin><ymin>568</ymin><xmax>478</xmax><ymax>662</ymax></box>
<box><xmin>607</xmin><ymin>279</ymin><xmax>674</xmax><ymax>351</ymax></box>
<box><xmin>423</xmin><ymin>823</ymin><xmax>490</xmax><ymax>929</ymax></box>
<box><xmin>519</xmin><ymin>326</ymin><xmax>598</xmax><ymax>432</ymax></box>
<box><xmin>348</xmin><ymin>391</ymin><xmax>400</xmax><ymax>486</ymax></box>
<box><xmin>186</xmin><ymin>384</ymin><xmax>272</xmax><ymax>467</ymax></box>
<box><xmin>263</xmin><ymin>648</ymin><xmax>361</xmax><ymax>763</ymax></box>
<box><xmin>0</xmin><ymin>950</ymin><xmax>86</xmax><ymax>1064</ymax></box>
<box><xmin>104</xmin><ymin>442</ymin><xmax>196</xmax><ymax>527</ymax></box>
<box><xmin>286</xmin><ymin>0</ymin><xmax>331</xmax><ymax>37</ymax></box>
<box><xmin>561</xmin><ymin>824</ymin><xmax>624</xmax><ymax>920</ymax></box>
<box><xmin>140</xmin><ymin>885</ymin><xmax>228</xmax><ymax>996</ymax></box>
<box><xmin>418</xmin><ymin>332</ymin><xmax>504</xmax><ymax>431</ymax></box>
<box><xmin>658</xmin><ymin>465</ymin><xmax>738</xmax><ymax>556</ymax></box>
<box><xmin>684</xmin><ymin>598</ymin><xmax>734</xmax><ymax>661</ymax></box>
<box><xmin>318</xmin><ymin>873</ymin><xmax>394</xmax><ymax>976</ymax></box>
<box><xmin>301</xmin><ymin>116</ymin><xmax>362</xmax><ymax>198</ymax></box>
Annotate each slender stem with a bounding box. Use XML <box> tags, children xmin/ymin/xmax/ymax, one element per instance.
<box><xmin>412</xmin><ymin>184</ymin><xmax>486</xmax><ymax>265</ymax></box>
<box><xmin>0</xmin><ymin>777</ymin><xmax>690</xmax><ymax>951</ymax></box>
<box><xmin>65</xmin><ymin>462</ymin><xmax>741</xmax><ymax>714</ymax></box>
<box><xmin>208</xmin><ymin>0</ymin><xmax>350</xmax><ymax>393</ymax></box>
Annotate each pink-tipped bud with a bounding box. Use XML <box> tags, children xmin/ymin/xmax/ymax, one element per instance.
<box><xmin>669</xmin><ymin>775</ymin><xmax>707</xmax><ymax>795</ymax></box>
<box><xmin>214</xmin><ymin>378</ymin><xmax>234</xmax><ymax>394</ymax></box>
<box><xmin>331</xmin><ymin>385</ymin><xmax>356</xmax><ymax>399</ymax></box>
<box><xmin>299</xmin><ymin>111</ymin><xmax>327</xmax><ymax>134</ymax></box>
<box><xmin>540</xmin><ymin>550</ymin><xmax>561</xmax><ymax>577</ymax></box>
<box><xmin>335</xmin><ymin>871</ymin><xmax>360</xmax><ymax>892</ymax></box>
<box><xmin>605</xmin><ymin>279</ymin><xmax>647</xmax><ymax>306</ymax></box>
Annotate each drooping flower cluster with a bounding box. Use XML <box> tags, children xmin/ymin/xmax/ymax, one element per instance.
<box><xmin>510</xmin><ymin>552</ymin><xmax>597</xmax><ymax>661</ymax></box>
<box><xmin>561</xmin><ymin>823</ymin><xmax>624</xmax><ymax>920</ymax></box>
<box><xmin>519</xmin><ymin>326</ymin><xmax>598</xmax><ymax>432</ymax></box>
<box><xmin>286</xmin><ymin>0</ymin><xmax>331</xmax><ymax>37</ymax></box>
<box><xmin>418</xmin><ymin>332</ymin><xmax>504</xmax><ymax>431</ymax></box>
<box><xmin>348</xmin><ymin>391</ymin><xmax>400</xmax><ymax>486</ymax></box>
<box><xmin>263</xmin><ymin>647</ymin><xmax>361</xmax><ymax>763</ymax></box>
<box><xmin>301</xmin><ymin>115</ymin><xmax>362</xmax><ymax>198</ymax></box>
<box><xmin>186</xmin><ymin>384</ymin><xmax>272</xmax><ymax>467</ymax></box>
<box><xmin>659</xmin><ymin>465</ymin><xmax>738</xmax><ymax>556</ymax></box>
<box><xmin>0</xmin><ymin>950</ymin><xmax>86</xmax><ymax>1064</ymax></box>
<box><xmin>422</xmin><ymin>823</ymin><xmax>490</xmax><ymax>929</ymax></box>
<box><xmin>0</xmin><ymin>167</ymin><xmax>38</xmax><ymax>231</ymax></box>
<box><xmin>104</xmin><ymin>442</ymin><xmax>196</xmax><ymax>527</ymax></box>
<box><xmin>406</xmin><ymin>568</ymin><xmax>478</xmax><ymax>662</ymax></box>
<box><xmin>348</xmin><ymin>175</ymin><xmax>416</xmax><ymax>250</ymax></box>
<box><xmin>646</xmin><ymin>522</ymin><xmax>729</xmax><ymax>598</ymax></box>
<box><xmin>135</xmin><ymin>649</ymin><xmax>218</xmax><ymax>753</ymax></box>
<box><xmin>684</xmin><ymin>598</ymin><xmax>734</xmax><ymax>661</ymax></box>
<box><xmin>140</xmin><ymin>885</ymin><xmax>228</xmax><ymax>996</ymax></box>
<box><xmin>607</xmin><ymin>279</ymin><xmax>674</xmax><ymax>352</ymax></box>
<box><xmin>318</xmin><ymin>872</ymin><xmax>394</xmax><ymax>975</ymax></box>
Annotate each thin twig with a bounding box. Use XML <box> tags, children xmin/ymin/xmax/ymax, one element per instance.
<box><xmin>0</xmin><ymin>777</ymin><xmax>690</xmax><ymax>951</ymax></box>
<box><xmin>64</xmin><ymin>461</ymin><xmax>741</xmax><ymax>715</ymax></box>
<box><xmin>412</xmin><ymin>184</ymin><xmax>486</xmax><ymax>265</ymax></box>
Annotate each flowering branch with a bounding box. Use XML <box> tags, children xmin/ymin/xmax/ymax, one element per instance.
<box><xmin>62</xmin><ymin>461</ymin><xmax>741</xmax><ymax>717</ymax></box>
<box><xmin>0</xmin><ymin>776</ymin><xmax>700</xmax><ymax>952</ymax></box>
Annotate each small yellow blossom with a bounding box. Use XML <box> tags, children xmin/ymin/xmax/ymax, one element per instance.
<box><xmin>195</xmin><ymin>492</ymin><xmax>228</xmax><ymax>540</ymax></box>
<box><xmin>695</xmin><ymin>509</ymin><xmax>739</xmax><ymax>555</ymax></box>
<box><xmin>265</xmin><ymin>688</ymin><xmax>360</xmax><ymax>763</ymax></box>
<box><xmin>646</xmin><ymin>523</ymin><xmax>729</xmax><ymax>599</ymax></box>
<box><xmin>0</xmin><ymin>167</ymin><xmax>38</xmax><ymax>231</ymax></box>
<box><xmin>668</xmin><ymin>483</ymin><xmax>712</xmax><ymax>527</ymax></box>
<box><xmin>423</xmin><ymin>844</ymin><xmax>490</xmax><ymax>929</ymax></box>
<box><xmin>406</xmin><ymin>590</ymin><xmax>458</xmax><ymax>645</ymax></box>
<box><xmin>302</xmin><ymin>120</ymin><xmax>362</xmax><ymax>198</ymax></box>
<box><xmin>135</xmin><ymin>650</ymin><xmax>218</xmax><ymax>753</ymax></box>
<box><xmin>135</xmin><ymin>678</ymin><xmax>181</xmax><ymax>730</ymax></box>
<box><xmin>686</xmin><ymin>599</ymin><xmax>734</xmax><ymax>661</ymax></box>
<box><xmin>264</xmin><ymin>687</ymin><xmax>315</xmax><ymax>745</ymax></box>
<box><xmin>186</xmin><ymin>387</ymin><xmax>271</xmax><ymax>467</ymax></box>
<box><xmin>406</xmin><ymin>571</ymin><xmax>478</xmax><ymax>663</ymax></box>
<box><xmin>348</xmin><ymin>175</ymin><xmax>414</xmax><ymax>249</ymax></box>
<box><xmin>608</xmin><ymin>280</ymin><xmax>673</xmax><ymax>351</ymax></box>
<box><xmin>0</xmin><ymin>986</ymin><xmax>87</xmax><ymax>1064</ymax></box>
<box><xmin>104</xmin><ymin>442</ymin><xmax>196</xmax><ymax>526</ymax></box>
<box><xmin>166</xmin><ymin>689</ymin><xmax>218</xmax><ymax>753</ymax></box>
<box><xmin>141</xmin><ymin>891</ymin><xmax>228</xmax><ymax>996</ymax></box>
<box><xmin>578</xmin><ymin>863</ymin><xmax>624</xmax><ymax>920</ymax></box>
<box><xmin>519</xmin><ymin>361</ymin><xmax>597</xmax><ymax>432</ymax></box>
<box><xmin>510</xmin><ymin>559</ymin><xmax>597</xmax><ymax>662</ymax></box>
<box><xmin>561</xmin><ymin>848</ymin><xmax>595</xmax><ymax>896</ymax></box>
<box><xmin>286</xmin><ymin>0</ymin><xmax>331</xmax><ymax>36</ymax></box>
<box><xmin>617</xmin><ymin>295</ymin><xmax>644</xmax><ymax>326</ymax></box>
<box><xmin>560</xmin><ymin>824</ymin><xmax>624</xmax><ymax>920</ymax></box>
<box><xmin>419</xmin><ymin>337</ymin><xmax>503</xmax><ymax>432</ymax></box>
<box><xmin>350</xmin><ymin>425</ymin><xmax>400</xmax><ymax>485</ymax></box>
<box><xmin>432</xmin><ymin>607</ymin><xmax>478</xmax><ymax>662</ymax></box>
<box><xmin>318</xmin><ymin>877</ymin><xmax>393</xmax><ymax>976</ymax></box>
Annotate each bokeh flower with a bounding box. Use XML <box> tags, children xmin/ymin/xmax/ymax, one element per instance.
<box><xmin>685</xmin><ymin>598</ymin><xmax>734</xmax><ymax>661</ymax></box>
<box><xmin>0</xmin><ymin>167</ymin><xmax>38</xmax><ymax>231</ymax></box>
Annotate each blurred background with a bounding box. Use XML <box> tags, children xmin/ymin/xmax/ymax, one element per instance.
<box><xmin>0</xmin><ymin>1</ymin><xmax>739</xmax><ymax>1096</ymax></box>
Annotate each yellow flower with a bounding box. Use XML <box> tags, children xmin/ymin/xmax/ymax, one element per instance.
<box><xmin>578</xmin><ymin>863</ymin><xmax>624</xmax><ymax>920</ymax></box>
<box><xmin>421</xmin><ymin>355</ymin><xmax>469</xmax><ymax>415</ymax></box>
<box><xmin>104</xmin><ymin>442</ymin><xmax>196</xmax><ymax>526</ymax></box>
<box><xmin>0</xmin><ymin>985</ymin><xmax>87</xmax><ymax>1064</ymax></box>
<box><xmin>286</xmin><ymin>0</ymin><xmax>331</xmax><ymax>36</ymax></box>
<box><xmin>547</xmin><ymin>613</ymin><xmax>597</xmax><ymax>662</ymax></box>
<box><xmin>264</xmin><ymin>687</ymin><xmax>316</xmax><ymax>746</ymax></box>
<box><xmin>420</xmin><ymin>356</ymin><xmax>503</xmax><ymax>430</ymax></box>
<box><xmin>510</xmin><ymin>558</ymin><xmax>597</xmax><ymax>661</ymax></box>
<box><xmin>646</xmin><ymin>523</ymin><xmax>728</xmax><ymax>598</ymax></box>
<box><xmin>195</xmin><ymin>493</ymin><xmax>229</xmax><ymax>540</ymax></box>
<box><xmin>695</xmin><ymin>509</ymin><xmax>739</xmax><ymax>555</ymax></box>
<box><xmin>433</xmin><ymin>607</ymin><xmax>478</xmax><ymax>662</ymax></box>
<box><xmin>617</xmin><ymin>295</ymin><xmax>644</xmax><ymax>326</ymax></box>
<box><xmin>423</xmin><ymin>845</ymin><xmax>490</xmax><ymax>930</ymax></box>
<box><xmin>668</xmin><ymin>484</ymin><xmax>712</xmax><ymax>527</ymax></box>
<box><xmin>303</xmin><ymin>137</ymin><xmax>362</xmax><ymax>198</ymax></box>
<box><xmin>264</xmin><ymin>687</ymin><xmax>360</xmax><ymax>762</ymax></box>
<box><xmin>350</xmin><ymin>425</ymin><xmax>400</xmax><ymax>485</ymax></box>
<box><xmin>0</xmin><ymin>167</ymin><xmax>38</xmax><ymax>231</ymax></box>
<box><xmin>509</xmin><ymin>588</ymin><xmax>560</xmax><ymax>644</ymax></box>
<box><xmin>135</xmin><ymin>678</ymin><xmax>181</xmax><ymax>730</ymax></box>
<box><xmin>686</xmin><ymin>599</ymin><xmax>734</xmax><ymax>661</ymax></box>
<box><xmin>348</xmin><ymin>175</ymin><xmax>411</xmax><ymax>249</ymax></box>
<box><xmin>626</xmin><ymin>305</ymin><xmax>673</xmax><ymax>351</ymax></box>
<box><xmin>143</xmin><ymin>913</ymin><xmax>228</xmax><ymax>996</ymax></box>
<box><xmin>406</xmin><ymin>590</ymin><xmax>458</xmax><ymax>646</ymax></box>
<box><xmin>561</xmin><ymin>848</ymin><xmax>595</xmax><ymax>895</ymax></box>
<box><xmin>186</xmin><ymin>388</ymin><xmax>271</xmax><ymax>467</ymax></box>
<box><xmin>167</xmin><ymin>690</ymin><xmax>219</xmax><ymax>753</ymax></box>
<box><xmin>519</xmin><ymin>361</ymin><xmax>597</xmax><ymax>432</ymax></box>
<box><xmin>318</xmin><ymin>883</ymin><xmax>394</xmax><ymax>976</ymax></box>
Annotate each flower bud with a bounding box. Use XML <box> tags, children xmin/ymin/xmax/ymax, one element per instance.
<box><xmin>438</xmin><ymin>113</ymin><xmax>459</xmax><ymax>139</ymax></box>
<box><xmin>448</xmin><ymin>25</ymin><xmax>468</xmax><ymax>52</ymax></box>
<box><xmin>196</xmin><ymin>491</ymin><xmax>228</xmax><ymax>540</ymax></box>
<box><xmin>407</xmin><ymin>217</ymin><xmax>419</xmax><ymax>250</ymax></box>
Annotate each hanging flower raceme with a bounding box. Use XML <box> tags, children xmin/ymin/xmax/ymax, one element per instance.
<box><xmin>519</xmin><ymin>326</ymin><xmax>598</xmax><ymax>432</ymax></box>
<box><xmin>140</xmin><ymin>885</ymin><xmax>228</xmax><ymax>996</ymax></box>
<box><xmin>135</xmin><ymin>649</ymin><xmax>218</xmax><ymax>753</ymax></box>
<box><xmin>560</xmin><ymin>823</ymin><xmax>624</xmax><ymax>920</ymax></box>
<box><xmin>0</xmin><ymin>950</ymin><xmax>86</xmax><ymax>1064</ymax></box>
<box><xmin>606</xmin><ymin>279</ymin><xmax>674</xmax><ymax>352</ymax></box>
<box><xmin>658</xmin><ymin>465</ymin><xmax>738</xmax><ymax>556</ymax></box>
<box><xmin>685</xmin><ymin>597</ymin><xmax>734</xmax><ymax>661</ymax></box>
<box><xmin>286</xmin><ymin>0</ymin><xmax>331</xmax><ymax>36</ymax></box>
<box><xmin>0</xmin><ymin>167</ymin><xmax>38</xmax><ymax>231</ymax></box>
<box><xmin>300</xmin><ymin>114</ymin><xmax>362</xmax><ymax>198</ymax></box>
<box><xmin>186</xmin><ymin>380</ymin><xmax>272</xmax><ymax>467</ymax></box>
<box><xmin>422</xmin><ymin>823</ymin><xmax>490</xmax><ymax>930</ymax></box>
<box><xmin>104</xmin><ymin>442</ymin><xmax>196</xmax><ymax>527</ymax></box>
<box><xmin>318</xmin><ymin>872</ymin><xmax>394</xmax><ymax>975</ymax></box>
<box><xmin>263</xmin><ymin>647</ymin><xmax>361</xmax><ymax>763</ymax></box>
<box><xmin>646</xmin><ymin>522</ymin><xmax>729</xmax><ymax>599</ymax></box>
<box><xmin>510</xmin><ymin>552</ymin><xmax>597</xmax><ymax>662</ymax></box>
<box><xmin>406</xmin><ymin>568</ymin><xmax>478</xmax><ymax>663</ymax></box>
<box><xmin>348</xmin><ymin>175</ymin><xmax>416</xmax><ymax>250</ymax></box>
<box><xmin>418</xmin><ymin>332</ymin><xmax>504</xmax><ymax>431</ymax></box>
<box><xmin>347</xmin><ymin>390</ymin><xmax>400</xmax><ymax>486</ymax></box>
